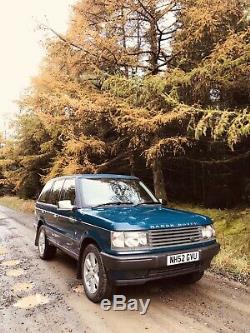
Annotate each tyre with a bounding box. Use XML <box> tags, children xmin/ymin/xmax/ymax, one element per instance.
<box><xmin>179</xmin><ymin>271</ymin><xmax>204</xmax><ymax>284</ymax></box>
<box><xmin>81</xmin><ymin>244</ymin><xmax>113</xmax><ymax>303</ymax></box>
<box><xmin>37</xmin><ymin>226</ymin><xmax>57</xmax><ymax>260</ymax></box>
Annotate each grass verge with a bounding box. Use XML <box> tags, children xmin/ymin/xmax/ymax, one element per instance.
<box><xmin>0</xmin><ymin>196</ymin><xmax>248</xmax><ymax>283</ymax></box>
<box><xmin>173</xmin><ymin>203</ymin><xmax>249</xmax><ymax>284</ymax></box>
<box><xmin>0</xmin><ymin>195</ymin><xmax>35</xmax><ymax>214</ymax></box>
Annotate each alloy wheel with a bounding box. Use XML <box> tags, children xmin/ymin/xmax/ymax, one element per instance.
<box><xmin>38</xmin><ymin>229</ymin><xmax>46</xmax><ymax>256</ymax></box>
<box><xmin>83</xmin><ymin>252</ymin><xmax>100</xmax><ymax>294</ymax></box>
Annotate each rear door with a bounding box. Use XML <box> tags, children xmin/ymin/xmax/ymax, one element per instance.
<box><xmin>57</xmin><ymin>178</ymin><xmax>80</xmax><ymax>256</ymax></box>
<box><xmin>45</xmin><ymin>178</ymin><xmax>65</xmax><ymax>236</ymax></box>
<box><xmin>36</xmin><ymin>180</ymin><xmax>54</xmax><ymax>225</ymax></box>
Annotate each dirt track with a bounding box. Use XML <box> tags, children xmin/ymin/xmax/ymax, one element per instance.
<box><xmin>0</xmin><ymin>205</ymin><xmax>249</xmax><ymax>333</ymax></box>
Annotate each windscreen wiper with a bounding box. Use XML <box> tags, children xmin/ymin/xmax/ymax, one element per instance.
<box><xmin>93</xmin><ymin>202</ymin><xmax>134</xmax><ymax>208</ymax></box>
<box><xmin>134</xmin><ymin>201</ymin><xmax>161</xmax><ymax>206</ymax></box>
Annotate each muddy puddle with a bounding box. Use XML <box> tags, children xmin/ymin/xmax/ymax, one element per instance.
<box><xmin>1</xmin><ymin>259</ymin><xmax>20</xmax><ymax>267</ymax></box>
<box><xmin>6</xmin><ymin>268</ymin><xmax>24</xmax><ymax>277</ymax></box>
<box><xmin>13</xmin><ymin>282</ymin><xmax>33</xmax><ymax>293</ymax></box>
<box><xmin>13</xmin><ymin>293</ymin><xmax>50</xmax><ymax>309</ymax></box>
<box><xmin>0</xmin><ymin>245</ymin><xmax>7</xmax><ymax>255</ymax></box>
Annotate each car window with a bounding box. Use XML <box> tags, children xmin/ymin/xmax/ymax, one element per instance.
<box><xmin>48</xmin><ymin>179</ymin><xmax>65</xmax><ymax>205</ymax></box>
<box><xmin>61</xmin><ymin>178</ymin><xmax>76</xmax><ymax>205</ymax></box>
<box><xmin>38</xmin><ymin>181</ymin><xmax>53</xmax><ymax>203</ymax></box>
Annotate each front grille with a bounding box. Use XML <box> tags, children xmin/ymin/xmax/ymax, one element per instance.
<box><xmin>148</xmin><ymin>226</ymin><xmax>203</xmax><ymax>248</ymax></box>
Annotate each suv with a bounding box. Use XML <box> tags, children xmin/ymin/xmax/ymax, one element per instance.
<box><xmin>35</xmin><ymin>174</ymin><xmax>220</xmax><ymax>302</ymax></box>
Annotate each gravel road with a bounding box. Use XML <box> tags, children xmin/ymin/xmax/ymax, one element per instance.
<box><xmin>0</xmin><ymin>205</ymin><xmax>249</xmax><ymax>333</ymax></box>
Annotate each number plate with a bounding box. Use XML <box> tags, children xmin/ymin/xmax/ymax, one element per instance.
<box><xmin>167</xmin><ymin>251</ymin><xmax>199</xmax><ymax>266</ymax></box>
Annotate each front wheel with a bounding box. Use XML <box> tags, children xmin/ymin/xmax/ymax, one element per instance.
<box><xmin>37</xmin><ymin>226</ymin><xmax>57</xmax><ymax>260</ymax></box>
<box><xmin>81</xmin><ymin>244</ymin><xmax>113</xmax><ymax>303</ymax></box>
<box><xmin>179</xmin><ymin>271</ymin><xmax>204</xmax><ymax>284</ymax></box>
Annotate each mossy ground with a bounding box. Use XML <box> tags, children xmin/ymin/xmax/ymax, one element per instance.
<box><xmin>0</xmin><ymin>196</ymin><xmax>35</xmax><ymax>214</ymax></box>
<box><xmin>173</xmin><ymin>203</ymin><xmax>249</xmax><ymax>282</ymax></box>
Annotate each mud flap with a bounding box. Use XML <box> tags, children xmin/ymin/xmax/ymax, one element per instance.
<box><xmin>76</xmin><ymin>260</ymin><xmax>82</xmax><ymax>279</ymax></box>
<box><xmin>34</xmin><ymin>229</ymin><xmax>39</xmax><ymax>246</ymax></box>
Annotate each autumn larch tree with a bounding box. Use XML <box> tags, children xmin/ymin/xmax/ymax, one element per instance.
<box><xmin>1</xmin><ymin>0</ymin><xmax>249</xmax><ymax>206</ymax></box>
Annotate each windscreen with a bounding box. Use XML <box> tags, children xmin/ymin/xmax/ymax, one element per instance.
<box><xmin>80</xmin><ymin>178</ymin><xmax>158</xmax><ymax>207</ymax></box>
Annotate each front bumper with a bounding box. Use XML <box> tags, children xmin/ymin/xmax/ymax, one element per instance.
<box><xmin>101</xmin><ymin>242</ymin><xmax>220</xmax><ymax>286</ymax></box>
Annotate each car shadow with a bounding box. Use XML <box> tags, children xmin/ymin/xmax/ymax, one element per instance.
<box><xmin>116</xmin><ymin>278</ymin><xmax>191</xmax><ymax>299</ymax></box>
<box><xmin>52</xmin><ymin>249</ymin><xmax>78</xmax><ymax>270</ymax></box>
<box><xmin>52</xmin><ymin>250</ymin><xmax>193</xmax><ymax>299</ymax></box>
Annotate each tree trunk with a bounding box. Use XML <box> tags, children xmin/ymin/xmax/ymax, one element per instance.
<box><xmin>129</xmin><ymin>153</ymin><xmax>135</xmax><ymax>176</ymax></box>
<box><xmin>201</xmin><ymin>162</ymin><xmax>206</xmax><ymax>205</ymax></box>
<box><xmin>148</xmin><ymin>6</ymin><xmax>159</xmax><ymax>75</ymax></box>
<box><xmin>152</xmin><ymin>159</ymin><xmax>168</xmax><ymax>202</ymax></box>
<box><xmin>121</xmin><ymin>6</ymin><xmax>129</xmax><ymax>77</ymax></box>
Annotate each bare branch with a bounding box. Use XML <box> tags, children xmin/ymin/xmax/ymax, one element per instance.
<box><xmin>41</xmin><ymin>24</ymin><xmax>84</xmax><ymax>51</ymax></box>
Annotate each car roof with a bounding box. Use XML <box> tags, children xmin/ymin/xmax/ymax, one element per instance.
<box><xmin>51</xmin><ymin>174</ymin><xmax>139</xmax><ymax>181</ymax></box>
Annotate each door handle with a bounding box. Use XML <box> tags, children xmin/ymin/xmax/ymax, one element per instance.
<box><xmin>53</xmin><ymin>213</ymin><xmax>58</xmax><ymax>218</ymax></box>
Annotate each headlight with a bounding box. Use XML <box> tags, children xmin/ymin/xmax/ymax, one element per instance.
<box><xmin>111</xmin><ymin>232</ymin><xmax>125</xmax><ymax>248</ymax></box>
<box><xmin>201</xmin><ymin>225</ymin><xmax>215</xmax><ymax>239</ymax></box>
<box><xmin>111</xmin><ymin>231</ymin><xmax>148</xmax><ymax>250</ymax></box>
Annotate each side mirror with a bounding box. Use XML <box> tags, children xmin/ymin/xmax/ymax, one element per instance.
<box><xmin>159</xmin><ymin>198</ymin><xmax>168</xmax><ymax>206</ymax></box>
<box><xmin>58</xmin><ymin>200</ymin><xmax>76</xmax><ymax>211</ymax></box>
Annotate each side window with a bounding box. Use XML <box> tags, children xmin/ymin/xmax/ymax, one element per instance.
<box><xmin>61</xmin><ymin>178</ymin><xmax>76</xmax><ymax>205</ymax></box>
<box><xmin>48</xmin><ymin>179</ymin><xmax>65</xmax><ymax>206</ymax></box>
<box><xmin>38</xmin><ymin>181</ymin><xmax>53</xmax><ymax>203</ymax></box>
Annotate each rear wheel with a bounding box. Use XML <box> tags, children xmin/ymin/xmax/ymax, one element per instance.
<box><xmin>82</xmin><ymin>244</ymin><xmax>113</xmax><ymax>303</ymax></box>
<box><xmin>179</xmin><ymin>271</ymin><xmax>204</xmax><ymax>284</ymax></box>
<box><xmin>38</xmin><ymin>226</ymin><xmax>57</xmax><ymax>260</ymax></box>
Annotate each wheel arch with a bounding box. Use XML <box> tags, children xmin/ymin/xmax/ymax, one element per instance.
<box><xmin>76</xmin><ymin>237</ymin><xmax>101</xmax><ymax>279</ymax></box>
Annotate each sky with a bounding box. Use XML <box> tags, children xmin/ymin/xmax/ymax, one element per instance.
<box><xmin>0</xmin><ymin>0</ymin><xmax>76</xmax><ymax>135</ymax></box>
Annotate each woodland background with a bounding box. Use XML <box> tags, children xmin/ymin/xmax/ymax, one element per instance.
<box><xmin>0</xmin><ymin>0</ymin><xmax>249</xmax><ymax>208</ymax></box>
